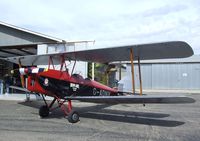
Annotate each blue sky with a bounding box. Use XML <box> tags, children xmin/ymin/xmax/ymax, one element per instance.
<box><xmin>0</xmin><ymin>0</ymin><xmax>200</xmax><ymax>54</ymax></box>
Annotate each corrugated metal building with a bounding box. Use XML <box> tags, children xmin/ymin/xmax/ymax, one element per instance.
<box><xmin>119</xmin><ymin>55</ymin><xmax>200</xmax><ymax>91</ymax></box>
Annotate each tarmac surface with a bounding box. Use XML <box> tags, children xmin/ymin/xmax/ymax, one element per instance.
<box><xmin>0</xmin><ymin>93</ymin><xmax>199</xmax><ymax>141</ymax></box>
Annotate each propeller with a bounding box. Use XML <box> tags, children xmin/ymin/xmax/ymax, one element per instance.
<box><xmin>11</xmin><ymin>66</ymin><xmax>48</xmax><ymax>88</ymax></box>
<box><xmin>18</xmin><ymin>59</ymin><xmax>25</xmax><ymax>88</ymax></box>
<box><xmin>10</xmin><ymin>59</ymin><xmax>26</xmax><ymax>88</ymax></box>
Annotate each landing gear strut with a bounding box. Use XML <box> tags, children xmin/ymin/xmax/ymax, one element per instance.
<box><xmin>40</xmin><ymin>95</ymin><xmax>79</xmax><ymax>123</ymax></box>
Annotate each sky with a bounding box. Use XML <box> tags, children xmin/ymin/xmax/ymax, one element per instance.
<box><xmin>0</xmin><ymin>0</ymin><xmax>200</xmax><ymax>54</ymax></box>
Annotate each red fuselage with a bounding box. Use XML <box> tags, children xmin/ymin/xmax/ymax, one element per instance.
<box><xmin>26</xmin><ymin>69</ymin><xmax>118</xmax><ymax>98</ymax></box>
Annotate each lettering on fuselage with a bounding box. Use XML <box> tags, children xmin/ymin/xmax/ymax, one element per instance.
<box><xmin>70</xmin><ymin>83</ymin><xmax>79</xmax><ymax>91</ymax></box>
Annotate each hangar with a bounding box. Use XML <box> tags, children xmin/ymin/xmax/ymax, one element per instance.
<box><xmin>0</xmin><ymin>21</ymin><xmax>65</xmax><ymax>77</ymax></box>
<box><xmin>0</xmin><ymin>21</ymin><xmax>93</xmax><ymax>94</ymax></box>
<box><xmin>118</xmin><ymin>55</ymin><xmax>200</xmax><ymax>92</ymax></box>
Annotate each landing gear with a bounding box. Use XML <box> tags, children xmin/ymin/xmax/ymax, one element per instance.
<box><xmin>39</xmin><ymin>105</ymin><xmax>49</xmax><ymax>117</ymax></box>
<box><xmin>67</xmin><ymin>110</ymin><xmax>80</xmax><ymax>123</ymax></box>
<box><xmin>40</xmin><ymin>94</ymin><xmax>79</xmax><ymax>123</ymax></box>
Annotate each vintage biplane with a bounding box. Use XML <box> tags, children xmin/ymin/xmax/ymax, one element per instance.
<box><xmin>3</xmin><ymin>41</ymin><xmax>194</xmax><ymax>123</ymax></box>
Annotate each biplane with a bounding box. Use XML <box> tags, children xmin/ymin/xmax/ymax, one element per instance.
<box><xmin>3</xmin><ymin>41</ymin><xmax>194</xmax><ymax>123</ymax></box>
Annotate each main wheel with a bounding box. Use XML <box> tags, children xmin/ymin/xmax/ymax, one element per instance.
<box><xmin>68</xmin><ymin>111</ymin><xmax>79</xmax><ymax>123</ymax></box>
<box><xmin>39</xmin><ymin>105</ymin><xmax>49</xmax><ymax>118</ymax></box>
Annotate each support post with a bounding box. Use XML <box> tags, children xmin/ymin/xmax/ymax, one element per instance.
<box><xmin>119</xmin><ymin>63</ymin><xmax>121</xmax><ymax>80</ymax></box>
<box><xmin>130</xmin><ymin>48</ymin><xmax>135</xmax><ymax>94</ymax></box>
<box><xmin>71</xmin><ymin>60</ymin><xmax>76</xmax><ymax>75</ymax></box>
<box><xmin>25</xmin><ymin>78</ymin><xmax>30</xmax><ymax>101</ymax></box>
<box><xmin>92</xmin><ymin>63</ymin><xmax>95</xmax><ymax>80</ymax></box>
<box><xmin>138</xmin><ymin>57</ymin><xmax>143</xmax><ymax>95</ymax></box>
<box><xmin>48</xmin><ymin>56</ymin><xmax>55</xmax><ymax>70</ymax></box>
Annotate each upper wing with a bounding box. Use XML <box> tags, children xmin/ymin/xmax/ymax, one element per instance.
<box><xmin>3</xmin><ymin>41</ymin><xmax>193</xmax><ymax>66</ymax></box>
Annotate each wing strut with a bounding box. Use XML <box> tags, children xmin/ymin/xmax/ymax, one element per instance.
<box><xmin>71</xmin><ymin>60</ymin><xmax>77</xmax><ymax>75</ymax></box>
<box><xmin>129</xmin><ymin>49</ymin><xmax>143</xmax><ymax>95</ymax></box>
<box><xmin>60</xmin><ymin>54</ymin><xmax>67</xmax><ymax>71</ymax></box>
<box><xmin>138</xmin><ymin>57</ymin><xmax>142</xmax><ymax>95</ymax></box>
<box><xmin>48</xmin><ymin>56</ymin><xmax>55</xmax><ymax>70</ymax></box>
<box><xmin>130</xmin><ymin>48</ymin><xmax>135</xmax><ymax>94</ymax></box>
<box><xmin>119</xmin><ymin>62</ymin><xmax>122</xmax><ymax>80</ymax></box>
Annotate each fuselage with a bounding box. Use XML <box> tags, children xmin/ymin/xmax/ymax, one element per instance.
<box><xmin>26</xmin><ymin>68</ymin><xmax>118</xmax><ymax>98</ymax></box>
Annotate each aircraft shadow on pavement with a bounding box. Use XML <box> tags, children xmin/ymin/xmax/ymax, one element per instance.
<box><xmin>77</xmin><ymin>104</ymin><xmax>184</xmax><ymax>127</ymax></box>
<box><xmin>18</xmin><ymin>101</ymin><xmax>184</xmax><ymax>127</ymax></box>
<box><xmin>80</xmin><ymin>111</ymin><xmax>184</xmax><ymax>127</ymax></box>
<box><xmin>19</xmin><ymin>100</ymin><xmax>44</xmax><ymax>109</ymax></box>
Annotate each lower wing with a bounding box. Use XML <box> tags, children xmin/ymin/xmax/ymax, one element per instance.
<box><xmin>64</xmin><ymin>94</ymin><xmax>195</xmax><ymax>104</ymax></box>
<box><xmin>9</xmin><ymin>85</ymin><xmax>30</xmax><ymax>93</ymax></box>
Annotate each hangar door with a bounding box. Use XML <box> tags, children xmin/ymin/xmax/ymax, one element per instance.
<box><xmin>150</xmin><ymin>63</ymin><xmax>200</xmax><ymax>90</ymax></box>
<box><xmin>127</xmin><ymin>63</ymin><xmax>200</xmax><ymax>90</ymax></box>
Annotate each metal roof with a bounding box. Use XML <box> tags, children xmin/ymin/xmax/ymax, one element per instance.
<box><xmin>0</xmin><ymin>21</ymin><xmax>66</xmax><ymax>57</ymax></box>
<box><xmin>0</xmin><ymin>21</ymin><xmax>64</xmax><ymax>43</ymax></box>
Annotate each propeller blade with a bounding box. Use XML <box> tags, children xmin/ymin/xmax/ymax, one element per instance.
<box><xmin>20</xmin><ymin>74</ymin><xmax>25</xmax><ymax>88</ymax></box>
<box><xmin>18</xmin><ymin>60</ymin><xmax>25</xmax><ymax>88</ymax></box>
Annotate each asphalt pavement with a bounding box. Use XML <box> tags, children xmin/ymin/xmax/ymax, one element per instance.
<box><xmin>0</xmin><ymin>93</ymin><xmax>199</xmax><ymax>141</ymax></box>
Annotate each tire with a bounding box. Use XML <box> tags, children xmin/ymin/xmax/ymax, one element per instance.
<box><xmin>68</xmin><ymin>111</ymin><xmax>79</xmax><ymax>123</ymax></box>
<box><xmin>93</xmin><ymin>88</ymin><xmax>100</xmax><ymax>96</ymax></box>
<box><xmin>39</xmin><ymin>105</ymin><xmax>49</xmax><ymax>118</ymax></box>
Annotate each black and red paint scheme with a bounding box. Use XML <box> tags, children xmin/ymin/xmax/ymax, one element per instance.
<box><xmin>18</xmin><ymin>67</ymin><xmax>119</xmax><ymax>123</ymax></box>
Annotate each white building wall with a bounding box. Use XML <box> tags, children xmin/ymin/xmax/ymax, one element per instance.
<box><xmin>37</xmin><ymin>44</ymin><xmax>48</xmax><ymax>54</ymax></box>
<box><xmin>37</xmin><ymin>41</ymin><xmax>95</xmax><ymax>78</ymax></box>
